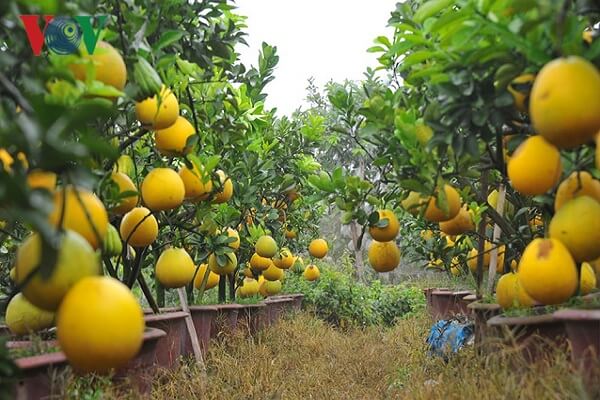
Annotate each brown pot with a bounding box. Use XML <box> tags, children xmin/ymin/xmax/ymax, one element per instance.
<box><xmin>264</xmin><ymin>298</ymin><xmax>289</xmax><ymax>324</ymax></box>
<box><xmin>237</xmin><ymin>303</ymin><xmax>267</xmax><ymax>335</ymax></box>
<box><xmin>429</xmin><ymin>290</ymin><xmax>472</xmax><ymax>320</ymax></box>
<box><xmin>144</xmin><ymin>311</ymin><xmax>188</xmax><ymax>368</ymax></box>
<box><xmin>487</xmin><ymin>312</ymin><xmax>567</xmax><ymax>362</ymax></box>
<box><xmin>268</xmin><ymin>294</ymin><xmax>305</xmax><ymax>312</ymax></box>
<box><xmin>423</xmin><ymin>287</ymin><xmax>448</xmax><ymax>315</ymax></box>
<box><xmin>467</xmin><ymin>300</ymin><xmax>502</xmax><ymax>351</ymax></box>
<box><xmin>13</xmin><ymin>350</ymin><xmax>68</xmax><ymax>400</ymax></box>
<box><xmin>211</xmin><ymin>304</ymin><xmax>243</xmax><ymax>338</ymax></box>
<box><xmin>113</xmin><ymin>327</ymin><xmax>166</xmax><ymax>395</ymax></box>
<box><xmin>554</xmin><ymin>308</ymin><xmax>600</xmax><ymax>392</ymax></box>
<box><xmin>187</xmin><ymin>305</ymin><xmax>218</xmax><ymax>356</ymax></box>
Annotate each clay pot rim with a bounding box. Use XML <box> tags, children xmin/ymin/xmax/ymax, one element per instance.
<box><xmin>462</xmin><ymin>294</ymin><xmax>478</xmax><ymax>302</ymax></box>
<box><xmin>264</xmin><ymin>298</ymin><xmax>294</xmax><ymax>304</ymax></box>
<box><xmin>487</xmin><ymin>312</ymin><xmax>557</xmax><ymax>327</ymax></box>
<box><xmin>15</xmin><ymin>350</ymin><xmax>67</xmax><ymax>370</ymax></box>
<box><xmin>144</xmin><ymin>311</ymin><xmax>189</xmax><ymax>322</ymax></box>
<box><xmin>214</xmin><ymin>303</ymin><xmax>245</xmax><ymax>310</ymax></box>
<box><xmin>143</xmin><ymin>327</ymin><xmax>167</xmax><ymax>341</ymax></box>
<box><xmin>188</xmin><ymin>305</ymin><xmax>219</xmax><ymax>312</ymax></box>
<box><xmin>553</xmin><ymin>308</ymin><xmax>600</xmax><ymax>321</ymax></box>
<box><xmin>143</xmin><ymin>306</ymin><xmax>181</xmax><ymax>314</ymax></box>
<box><xmin>239</xmin><ymin>303</ymin><xmax>267</xmax><ymax>309</ymax></box>
<box><xmin>467</xmin><ymin>300</ymin><xmax>502</xmax><ymax>311</ymax></box>
<box><xmin>431</xmin><ymin>289</ymin><xmax>471</xmax><ymax>297</ymax></box>
<box><xmin>7</xmin><ymin>340</ymin><xmax>59</xmax><ymax>349</ymax></box>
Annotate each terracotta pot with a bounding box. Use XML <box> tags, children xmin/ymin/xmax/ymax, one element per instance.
<box><xmin>459</xmin><ymin>294</ymin><xmax>477</xmax><ymax>315</ymax></box>
<box><xmin>268</xmin><ymin>294</ymin><xmax>305</xmax><ymax>312</ymax></box>
<box><xmin>429</xmin><ymin>290</ymin><xmax>472</xmax><ymax>320</ymax></box>
<box><xmin>187</xmin><ymin>305</ymin><xmax>218</xmax><ymax>356</ymax></box>
<box><xmin>211</xmin><ymin>304</ymin><xmax>243</xmax><ymax>338</ymax></box>
<box><xmin>144</xmin><ymin>311</ymin><xmax>188</xmax><ymax>368</ymax></box>
<box><xmin>143</xmin><ymin>306</ymin><xmax>181</xmax><ymax>314</ymax></box>
<box><xmin>554</xmin><ymin>308</ymin><xmax>600</xmax><ymax>392</ymax></box>
<box><xmin>423</xmin><ymin>288</ymin><xmax>447</xmax><ymax>314</ymax></box>
<box><xmin>0</xmin><ymin>324</ymin><xmax>10</xmax><ymax>336</ymax></box>
<box><xmin>487</xmin><ymin>312</ymin><xmax>567</xmax><ymax>362</ymax></box>
<box><xmin>12</xmin><ymin>350</ymin><xmax>68</xmax><ymax>400</ymax></box>
<box><xmin>264</xmin><ymin>298</ymin><xmax>289</xmax><ymax>324</ymax></box>
<box><xmin>113</xmin><ymin>327</ymin><xmax>166</xmax><ymax>395</ymax></box>
<box><xmin>237</xmin><ymin>303</ymin><xmax>267</xmax><ymax>335</ymax></box>
<box><xmin>467</xmin><ymin>301</ymin><xmax>502</xmax><ymax>352</ymax></box>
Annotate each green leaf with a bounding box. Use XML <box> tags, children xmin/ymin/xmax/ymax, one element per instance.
<box><xmin>154</xmin><ymin>30</ymin><xmax>185</xmax><ymax>51</ymax></box>
<box><xmin>414</xmin><ymin>0</ymin><xmax>456</xmax><ymax>24</ymax></box>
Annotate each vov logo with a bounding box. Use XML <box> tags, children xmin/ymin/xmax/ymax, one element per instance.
<box><xmin>20</xmin><ymin>15</ymin><xmax>108</xmax><ymax>56</ymax></box>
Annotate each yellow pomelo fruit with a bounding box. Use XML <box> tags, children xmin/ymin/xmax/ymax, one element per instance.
<box><xmin>507</xmin><ymin>136</ymin><xmax>562</xmax><ymax>195</ymax></box>
<box><xmin>154</xmin><ymin>116</ymin><xmax>195</xmax><ymax>156</ymax></box>
<box><xmin>225</xmin><ymin>228</ymin><xmax>240</xmax><ymax>250</ymax></box>
<box><xmin>518</xmin><ymin>238</ymin><xmax>577</xmax><ymax>305</ymax></box>
<box><xmin>554</xmin><ymin>171</ymin><xmax>600</xmax><ymax>211</ymax></box>
<box><xmin>549</xmin><ymin>196</ymin><xmax>600</xmax><ymax>262</ymax></box>
<box><xmin>263</xmin><ymin>262</ymin><xmax>284</xmax><ymax>281</ymax></box>
<box><xmin>260</xmin><ymin>279</ymin><xmax>282</xmax><ymax>297</ymax></box>
<box><xmin>120</xmin><ymin>206</ymin><xmax>158</xmax><ymax>247</ymax></box>
<box><xmin>415</xmin><ymin>123</ymin><xmax>433</xmax><ymax>145</ymax></box>
<box><xmin>69</xmin><ymin>41</ymin><xmax>127</xmax><ymax>92</ymax></box>
<box><xmin>420</xmin><ymin>230</ymin><xmax>434</xmax><ymax>241</ymax></box>
<box><xmin>27</xmin><ymin>170</ymin><xmax>57</xmax><ymax>191</ymax></box>
<box><xmin>496</xmin><ymin>272</ymin><xmax>534</xmax><ymax>309</ymax></box>
<box><xmin>291</xmin><ymin>256</ymin><xmax>305</xmax><ymax>273</ymax></box>
<box><xmin>57</xmin><ymin>276</ymin><xmax>144</xmax><ymax>373</ymax></box>
<box><xmin>239</xmin><ymin>278</ymin><xmax>260</xmax><ymax>297</ymax></box>
<box><xmin>193</xmin><ymin>263</ymin><xmax>220</xmax><ymax>290</ymax></box>
<box><xmin>308</xmin><ymin>238</ymin><xmax>328</xmax><ymax>259</ymax></box>
<box><xmin>155</xmin><ymin>247</ymin><xmax>196</xmax><ymax>288</ymax></box>
<box><xmin>401</xmin><ymin>191</ymin><xmax>426</xmax><ymax>215</ymax></box>
<box><xmin>6</xmin><ymin>293</ymin><xmax>55</xmax><ymax>335</ymax></box>
<box><xmin>530</xmin><ymin>56</ymin><xmax>600</xmax><ymax>149</ymax></box>
<box><xmin>450</xmin><ymin>265</ymin><xmax>461</xmax><ymax>276</ymax></box>
<box><xmin>507</xmin><ymin>73</ymin><xmax>535</xmax><ymax>113</ymax></box>
<box><xmin>135</xmin><ymin>86</ymin><xmax>179</xmax><ymax>130</ymax></box>
<box><xmin>368</xmin><ymin>240</ymin><xmax>400</xmax><ymax>273</ymax></box>
<box><xmin>48</xmin><ymin>186</ymin><xmax>108</xmax><ymax>249</ymax></box>
<box><xmin>141</xmin><ymin>168</ymin><xmax>185</xmax><ymax>211</ymax></box>
<box><xmin>273</xmin><ymin>248</ymin><xmax>294</xmax><ymax>270</ymax></box>
<box><xmin>255</xmin><ymin>235</ymin><xmax>278</xmax><ymax>258</ymax></box>
<box><xmin>243</xmin><ymin>264</ymin><xmax>254</xmax><ymax>278</ymax></box>
<box><xmin>580</xmin><ymin>262</ymin><xmax>597</xmax><ymax>295</ymax></box>
<box><xmin>208</xmin><ymin>252</ymin><xmax>237</xmax><ymax>275</ymax></box>
<box><xmin>424</xmin><ymin>184</ymin><xmax>461</xmax><ymax>222</ymax></box>
<box><xmin>596</xmin><ymin>132</ymin><xmax>600</xmax><ymax>170</ymax></box>
<box><xmin>303</xmin><ymin>264</ymin><xmax>320</xmax><ymax>281</ymax></box>
<box><xmin>250</xmin><ymin>253</ymin><xmax>271</xmax><ymax>271</ymax></box>
<box><xmin>9</xmin><ymin>267</ymin><xmax>16</xmax><ymax>282</ymax></box>
<box><xmin>178</xmin><ymin>163</ymin><xmax>213</xmax><ymax>201</ymax></box>
<box><xmin>369</xmin><ymin>209</ymin><xmax>399</xmax><ymax>242</ymax></box>
<box><xmin>439</xmin><ymin>205</ymin><xmax>474</xmax><ymax>235</ymax></box>
<box><xmin>285</xmin><ymin>228</ymin><xmax>297</xmax><ymax>239</ymax></box>
<box><xmin>109</xmin><ymin>172</ymin><xmax>138</xmax><ymax>214</ymax></box>
<box><xmin>467</xmin><ymin>242</ymin><xmax>493</xmax><ymax>273</ymax></box>
<box><xmin>14</xmin><ymin>230</ymin><xmax>100</xmax><ymax>311</ymax></box>
<box><xmin>212</xmin><ymin>170</ymin><xmax>233</xmax><ymax>204</ymax></box>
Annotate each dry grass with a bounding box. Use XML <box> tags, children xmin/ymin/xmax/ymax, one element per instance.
<box><xmin>64</xmin><ymin>311</ymin><xmax>594</xmax><ymax>399</ymax></box>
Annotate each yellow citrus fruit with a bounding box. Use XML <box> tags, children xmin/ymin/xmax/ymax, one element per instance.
<box><xmin>9</xmin><ymin>267</ymin><xmax>16</xmax><ymax>282</ymax></box>
<box><xmin>212</xmin><ymin>170</ymin><xmax>233</xmax><ymax>204</ymax></box>
<box><xmin>507</xmin><ymin>136</ymin><xmax>562</xmax><ymax>195</ymax></box>
<box><xmin>178</xmin><ymin>162</ymin><xmax>213</xmax><ymax>201</ymax></box>
<box><xmin>496</xmin><ymin>272</ymin><xmax>534</xmax><ymax>309</ymax></box>
<box><xmin>5</xmin><ymin>293</ymin><xmax>55</xmax><ymax>335</ymax></box>
<box><xmin>27</xmin><ymin>170</ymin><xmax>57</xmax><ymax>191</ymax></box>
<box><xmin>424</xmin><ymin>184</ymin><xmax>461</xmax><ymax>222</ymax></box>
<box><xmin>48</xmin><ymin>186</ymin><xmax>108</xmax><ymax>249</ymax></box>
<box><xmin>273</xmin><ymin>248</ymin><xmax>294</xmax><ymax>269</ymax></box>
<box><xmin>208</xmin><ymin>252</ymin><xmax>237</xmax><ymax>275</ymax></box>
<box><xmin>225</xmin><ymin>228</ymin><xmax>240</xmax><ymax>250</ymax></box>
<box><xmin>250</xmin><ymin>253</ymin><xmax>272</xmax><ymax>271</ymax></box>
<box><xmin>260</xmin><ymin>279</ymin><xmax>282</xmax><ymax>297</ymax></box>
<box><xmin>450</xmin><ymin>265</ymin><xmax>461</xmax><ymax>276</ymax></box>
<box><xmin>193</xmin><ymin>263</ymin><xmax>220</xmax><ymax>290</ymax></box>
<box><xmin>292</xmin><ymin>256</ymin><xmax>305</xmax><ymax>274</ymax></box>
<box><xmin>507</xmin><ymin>73</ymin><xmax>535</xmax><ymax>113</ymax></box>
<box><xmin>415</xmin><ymin>123</ymin><xmax>433</xmax><ymax>145</ymax></box>
<box><xmin>303</xmin><ymin>264</ymin><xmax>320</xmax><ymax>281</ymax></box>
<box><xmin>14</xmin><ymin>230</ymin><xmax>100</xmax><ymax>311</ymax></box>
<box><xmin>135</xmin><ymin>86</ymin><xmax>179</xmax><ymax>129</ymax></box>
<box><xmin>580</xmin><ymin>262</ymin><xmax>597</xmax><ymax>295</ymax></box>
<box><xmin>119</xmin><ymin>206</ymin><xmax>158</xmax><ymax>247</ymax></box>
<box><xmin>109</xmin><ymin>172</ymin><xmax>138</xmax><ymax>214</ymax></box>
<box><xmin>420</xmin><ymin>230</ymin><xmax>434</xmax><ymax>241</ymax></box>
<box><xmin>368</xmin><ymin>240</ymin><xmax>400</xmax><ymax>273</ymax></box>
<box><xmin>467</xmin><ymin>242</ymin><xmax>493</xmax><ymax>273</ymax></box>
<box><xmin>554</xmin><ymin>171</ymin><xmax>600</xmax><ymax>211</ymax></box>
<box><xmin>308</xmin><ymin>238</ymin><xmax>328</xmax><ymax>259</ymax></box>
<box><xmin>285</xmin><ymin>228</ymin><xmax>297</xmax><ymax>239</ymax></box>
<box><xmin>243</xmin><ymin>264</ymin><xmax>254</xmax><ymax>278</ymax></box>
<box><xmin>57</xmin><ymin>276</ymin><xmax>144</xmax><ymax>373</ymax></box>
<box><xmin>141</xmin><ymin>168</ymin><xmax>185</xmax><ymax>211</ymax></box>
<box><xmin>369</xmin><ymin>209</ymin><xmax>399</xmax><ymax>241</ymax></box>
<box><xmin>238</xmin><ymin>278</ymin><xmax>260</xmax><ymax>297</ymax></box>
<box><xmin>263</xmin><ymin>262</ymin><xmax>284</xmax><ymax>281</ymax></box>
<box><xmin>518</xmin><ymin>238</ymin><xmax>577</xmax><ymax>305</ymax></box>
<box><xmin>0</xmin><ymin>150</ymin><xmax>27</xmax><ymax>172</ymax></box>
<box><xmin>596</xmin><ymin>132</ymin><xmax>600</xmax><ymax>170</ymax></box>
<box><xmin>549</xmin><ymin>196</ymin><xmax>600</xmax><ymax>262</ymax></box>
<box><xmin>69</xmin><ymin>41</ymin><xmax>127</xmax><ymax>92</ymax></box>
<box><xmin>155</xmin><ymin>247</ymin><xmax>196</xmax><ymax>288</ymax></box>
<box><xmin>255</xmin><ymin>235</ymin><xmax>278</xmax><ymax>258</ymax></box>
<box><xmin>530</xmin><ymin>56</ymin><xmax>600</xmax><ymax>149</ymax></box>
<box><xmin>154</xmin><ymin>116</ymin><xmax>195</xmax><ymax>156</ymax></box>
<box><xmin>401</xmin><ymin>191</ymin><xmax>426</xmax><ymax>215</ymax></box>
<box><xmin>439</xmin><ymin>205</ymin><xmax>474</xmax><ymax>235</ymax></box>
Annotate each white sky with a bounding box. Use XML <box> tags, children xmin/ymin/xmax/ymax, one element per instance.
<box><xmin>235</xmin><ymin>1</ymin><xmax>398</xmax><ymax>116</ymax></box>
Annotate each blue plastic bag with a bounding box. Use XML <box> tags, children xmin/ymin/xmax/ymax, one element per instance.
<box><xmin>426</xmin><ymin>319</ymin><xmax>474</xmax><ymax>359</ymax></box>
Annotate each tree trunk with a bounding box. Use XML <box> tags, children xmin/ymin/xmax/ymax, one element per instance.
<box><xmin>350</xmin><ymin>221</ymin><xmax>364</xmax><ymax>281</ymax></box>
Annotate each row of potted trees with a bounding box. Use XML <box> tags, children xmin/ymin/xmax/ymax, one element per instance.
<box><xmin>4</xmin><ymin>293</ymin><xmax>304</xmax><ymax>398</ymax></box>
